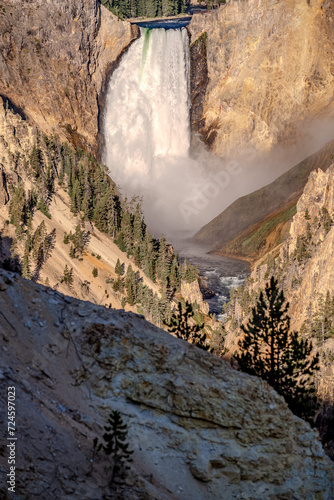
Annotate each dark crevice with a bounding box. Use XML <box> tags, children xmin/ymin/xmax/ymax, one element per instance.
<box><xmin>0</xmin><ymin>95</ymin><xmax>28</xmax><ymax>122</ymax></box>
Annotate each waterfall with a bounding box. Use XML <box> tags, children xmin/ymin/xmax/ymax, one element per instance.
<box><xmin>103</xmin><ymin>27</ymin><xmax>198</xmax><ymax>232</ymax></box>
<box><xmin>103</xmin><ymin>28</ymin><xmax>189</xmax><ymax>176</ymax></box>
<box><xmin>103</xmin><ymin>27</ymin><xmax>232</xmax><ymax>234</ymax></box>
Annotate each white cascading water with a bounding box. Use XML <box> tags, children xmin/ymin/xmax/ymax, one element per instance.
<box><xmin>103</xmin><ymin>27</ymin><xmax>211</xmax><ymax>233</ymax></box>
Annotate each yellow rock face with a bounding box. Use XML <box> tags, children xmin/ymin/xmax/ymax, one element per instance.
<box><xmin>189</xmin><ymin>0</ymin><xmax>334</xmax><ymax>159</ymax></box>
<box><xmin>0</xmin><ymin>0</ymin><xmax>138</xmax><ymax>155</ymax></box>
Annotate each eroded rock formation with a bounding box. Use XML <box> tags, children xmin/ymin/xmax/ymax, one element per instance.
<box><xmin>252</xmin><ymin>165</ymin><xmax>334</xmax><ymax>331</ymax></box>
<box><xmin>0</xmin><ymin>269</ymin><xmax>333</xmax><ymax>499</ymax></box>
<box><xmin>223</xmin><ymin>164</ymin><xmax>334</xmax><ymax>459</ymax></box>
<box><xmin>189</xmin><ymin>0</ymin><xmax>334</xmax><ymax>158</ymax></box>
<box><xmin>0</xmin><ymin>0</ymin><xmax>138</xmax><ymax>154</ymax></box>
<box><xmin>181</xmin><ymin>278</ymin><xmax>210</xmax><ymax>314</ymax></box>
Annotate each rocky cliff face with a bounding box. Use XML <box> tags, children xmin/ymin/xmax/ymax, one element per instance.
<box><xmin>189</xmin><ymin>33</ymin><xmax>209</xmax><ymax>143</ymax></box>
<box><xmin>181</xmin><ymin>278</ymin><xmax>210</xmax><ymax>315</ymax></box>
<box><xmin>0</xmin><ymin>269</ymin><xmax>333</xmax><ymax>499</ymax></box>
<box><xmin>0</xmin><ymin>0</ymin><xmax>138</xmax><ymax>155</ymax></box>
<box><xmin>188</xmin><ymin>0</ymin><xmax>334</xmax><ymax>158</ymax></box>
<box><xmin>251</xmin><ymin>165</ymin><xmax>334</xmax><ymax>331</ymax></box>
<box><xmin>224</xmin><ymin>164</ymin><xmax>334</xmax><ymax>457</ymax></box>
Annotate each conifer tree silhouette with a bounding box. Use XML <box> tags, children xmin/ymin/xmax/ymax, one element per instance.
<box><xmin>235</xmin><ymin>277</ymin><xmax>319</xmax><ymax>422</ymax></box>
<box><xmin>94</xmin><ymin>411</ymin><xmax>133</xmax><ymax>485</ymax></box>
<box><xmin>166</xmin><ymin>301</ymin><xmax>212</xmax><ymax>352</ymax></box>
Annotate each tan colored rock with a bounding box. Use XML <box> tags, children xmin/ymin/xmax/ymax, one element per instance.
<box><xmin>0</xmin><ymin>270</ymin><xmax>333</xmax><ymax>499</ymax></box>
<box><xmin>0</xmin><ymin>0</ymin><xmax>138</xmax><ymax>155</ymax></box>
<box><xmin>188</xmin><ymin>0</ymin><xmax>334</xmax><ymax>158</ymax></box>
<box><xmin>181</xmin><ymin>278</ymin><xmax>210</xmax><ymax>314</ymax></box>
<box><xmin>226</xmin><ymin>165</ymin><xmax>334</xmax><ymax>456</ymax></box>
<box><xmin>0</xmin><ymin>94</ymin><xmax>163</xmax><ymax>313</ymax></box>
<box><xmin>250</xmin><ymin>164</ymin><xmax>334</xmax><ymax>331</ymax></box>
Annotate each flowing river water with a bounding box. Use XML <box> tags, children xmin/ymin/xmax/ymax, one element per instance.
<box><xmin>170</xmin><ymin>233</ymin><xmax>250</xmax><ymax>319</ymax></box>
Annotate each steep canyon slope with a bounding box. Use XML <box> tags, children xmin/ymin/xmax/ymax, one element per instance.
<box><xmin>0</xmin><ymin>0</ymin><xmax>138</xmax><ymax>155</ymax></box>
<box><xmin>0</xmin><ymin>270</ymin><xmax>333</xmax><ymax>499</ymax></box>
<box><xmin>193</xmin><ymin>138</ymin><xmax>334</xmax><ymax>262</ymax></box>
<box><xmin>189</xmin><ymin>0</ymin><xmax>334</xmax><ymax>158</ymax></box>
<box><xmin>0</xmin><ymin>96</ymin><xmax>161</xmax><ymax>312</ymax></box>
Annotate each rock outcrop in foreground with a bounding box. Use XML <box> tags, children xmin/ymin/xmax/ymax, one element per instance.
<box><xmin>0</xmin><ymin>270</ymin><xmax>333</xmax><ymax>499</ymax></box>
<box><xmin>0</xmin><ymin>0</ymin><xmax>138</xmax><ymax>154</ymax></box>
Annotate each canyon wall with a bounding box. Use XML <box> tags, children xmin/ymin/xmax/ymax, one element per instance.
<box><xmin>0</xmin><ymin>0</ymin><xmax>138</xmax><ymax>155</ymax></box>
<box><xmin>248</xmin><ymin>165</ymin><xmax>334</xmax><ymax>332</ymax></box>
<box><xmin>189</xmin><ymin>0</ymin><xmax>334</xmax><ymax>158</ymax></box>
<box><xmin>223</xmin><ymin>166</ymin><xmax>334</xmax><ymax>457</ymax></box>
<box><xmin>193</xmin><ymin>138</ymin><xmax>334</xmax><ymax>261</ymax></box>
<box><xmin>0</xmin><ymin>269</ymin><xmax>333</xmax><ymax>499</ymax></box>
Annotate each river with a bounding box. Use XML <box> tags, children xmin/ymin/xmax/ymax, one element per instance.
<box><xmin>170</xmin><ymin>233</ymin><xmax>250</xmax><ymax>320</ymax></box>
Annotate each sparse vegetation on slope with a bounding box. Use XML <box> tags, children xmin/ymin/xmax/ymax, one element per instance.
<box><xmin>1</xmin><ymin>116</ymin><xmax>220</xmax><ymax>346</ymax></box>
<box><xmin>225</xmin><ymin>165</ymin><xmax>334</xmax><ymax>457</ymax></box>
<box><xmin>218</xmin><ymin>200</ymin><xmax>297</xmax><ymax>264</ymax></box>
<box><xmin>100</xmin><ymin>0</ymin><xmax>187</xmax><ymax>20</ymax></box>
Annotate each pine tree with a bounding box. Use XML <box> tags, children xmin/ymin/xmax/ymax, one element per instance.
<box><xmin>60</xmin><ymin>265</ymin><xmax>73</xmax><ymax>287</ymax></box>
<box><xmin>169</xmin><ymin>255</ymin><xmax>180</xmax><ymax>292</ymax></box>
<box><xmin>235</xmin><ymin>277</ymin><xmax>320</xmax><ymax>422</ymax></box>
<box><xmin>114</xmin><ymin>231</ymin><xmax>126</xmax><ymax>252</ymax></box>
<box><xmin>165</xmin><ymin>301</ymin><xmax>211</xmax><ymax>351</ymax></box>
<box><xmin>143</xmin><ymin>231</ymin><xmax>156</xmax><ymax>281</ymax></box>
<box><xmin>93</xmin><ymin>410</ymin><xmax>134</xmax><ymax>484</ymax></box>
<box><xmin>125</xmin><ymin>264</ymin><xmax>137</xmax><ymax>306</ymax></box>
<box><xmin>156</xmin><ymin>235</ymin><xmax>170</xmax><ymax>282</ymax></box>
<box><xmin>120</xmin><ymin>208</ymin><xmax>134</xmax><ymax>255</ymax></box>
<box><xmin>182</xmin><ymin>259</ymin><xmax>198</xmax><ymax>283</ymax></box>
<box><xmin>133</xmin><ymin>202</ymin><xmax>144</xmax><ymax>245</ymax></box>
<box><xmin>72</xmin><ymin>224</ymin><xmax>85</xmax><ymax>256</ymax></box>
<box><xmin>32</xmin><ymin>221</ymin><xmax>48</xmax><ymax>266</ymax></box>
<box><xmin>9</xmin><ymin>182</ymin><xmax>29</xmax><ymax>232</ymax></box>
<box><xmin>115</xmin><ymin>258</ymin><xmax>123</xmax><ymax>276</ymax></box>
<box><xmin>69</xmin><ymin>245</ymin><xmax>76</xmax><ymax>259</ymax></box>
<box><xmin>29</xmin><ymin>144</ymin><xmax>42</xmax><ymax>179</ymax></box>
<box><xmin>22</xmin><ymin>234</ymin><xmax>32</xmax><ymax>279</ymax></box>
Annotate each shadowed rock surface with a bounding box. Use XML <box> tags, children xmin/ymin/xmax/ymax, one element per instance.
<box><xmin>0</xmin><ymin>270</ymin><xmax>333</xmax><ymax>499</ymax></box>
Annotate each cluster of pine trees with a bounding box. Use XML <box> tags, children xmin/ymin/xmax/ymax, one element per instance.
<box><xmin>301</xmin><ymin>291</ymin><xmax>334</xmax><ymax>347</ymax></box>
<box><xmin>8</xmin><ymin>132</ymin><xmax>203</xmax><ymax>330</ymax></box>
<box><xmin>100</xmin><ymin>0</ymin><xmax>187</xmax><ymax>19</ymax></box>
<box><xmin>111</xmin><ymin>258</ymin><xmax>173</xmax><ymax>325</ymax></box>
